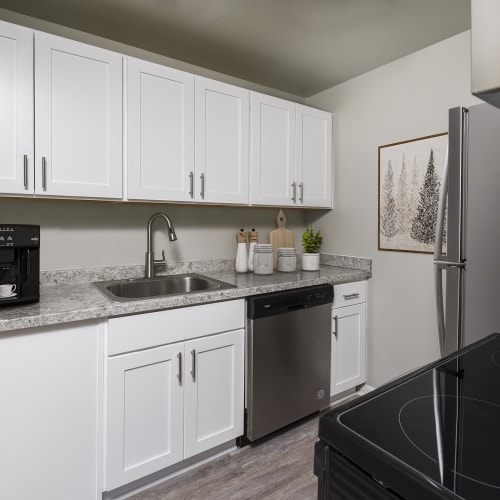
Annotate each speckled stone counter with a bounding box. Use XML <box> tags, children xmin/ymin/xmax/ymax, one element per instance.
<box><xmin>0</xmin><ymin>254</ymin><xmax>371</xmax><ymax>332</ymax></box>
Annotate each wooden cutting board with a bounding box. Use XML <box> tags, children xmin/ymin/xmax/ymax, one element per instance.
<box><xmin>269</xmin><ymin>209</ymin><xmax>295</xmax><ymax>268</ymax></box>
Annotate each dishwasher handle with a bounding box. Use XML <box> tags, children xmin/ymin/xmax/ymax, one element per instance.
<box><xmin>287</xmin><ymin>303</ymin><xmax>309</xmax><ymax>312</ymax></box>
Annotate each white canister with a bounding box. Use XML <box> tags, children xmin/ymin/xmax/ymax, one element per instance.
<box><xmin>253</xmin><ymin>244</ymin><xmax>274</xmax><ymax>275</ymax></box>
<box><xmin>277</xmin><ymin>247</ymin><xmax>297</xmax><ymax>272</ymax></box>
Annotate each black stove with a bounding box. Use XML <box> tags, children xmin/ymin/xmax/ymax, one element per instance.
<box><xmin>314</xmin><ymin>333</ymin><xmax>500</xmax><ymax>499</ymax></box>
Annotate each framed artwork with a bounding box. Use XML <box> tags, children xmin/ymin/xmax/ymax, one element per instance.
<box><xmin>378</xmin><ymin>133</ymin><xmax>448</xmax><ymax>253</ymax></box>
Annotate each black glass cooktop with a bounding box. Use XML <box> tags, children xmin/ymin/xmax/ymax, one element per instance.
<box><xmin>319</xmin><ymin>334</ymin><xmax>500</xmax><ymax>499</ymax></box>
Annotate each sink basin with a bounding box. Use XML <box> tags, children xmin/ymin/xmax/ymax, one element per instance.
<box><xmin>93</xmin><ymin>273</ymin><xmax>236</xmax><ymax>302</ymax></box>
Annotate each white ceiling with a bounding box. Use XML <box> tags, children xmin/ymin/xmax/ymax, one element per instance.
<box><xmin>0</xmin><ymin>0</ymin><xmax>471</xmax><ymax>97</ymax></box>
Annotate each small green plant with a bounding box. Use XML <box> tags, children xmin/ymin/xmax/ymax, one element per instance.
<box><xmin>302</xmin><ymin>226</ymin><xmax>322</xmax><ymax>253</ymax></box>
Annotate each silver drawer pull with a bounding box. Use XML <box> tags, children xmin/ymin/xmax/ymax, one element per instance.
<box><xmin>332</xmin><ymin>315</ymin><xmax>338</xmax><ymax>338</ymax></box>
<box><xmin>23</xmin><ymin>155</ymin><xmax>28</xmax><ymax>189</ymax></box>
<box><xmin>343</xmin><ymin>293</ymin><xmax>360</xmax><ymax>300</ymax></box>
<box><xmin>190</xmin><ymin>349</ymin><xmax>196</xmax><ymax>381</ymax></box>
<box><xmin>177</xmin><ymin>352</ymin><xmax>182</xmax><ymax>384</ymax></box>
<box><xmin>189</xmin><ymin>171</ymin><xmax>194</xmax><ymax>198</ymax></box>
<box><xmin>200</xmin><ymin>173</ymin><xmax>205</xmax><ymax>199</ymax></box>
<box><xmin>42</xmin><ymin>157</ymin><xmax>47</xmax><ymax>190</ymax></box>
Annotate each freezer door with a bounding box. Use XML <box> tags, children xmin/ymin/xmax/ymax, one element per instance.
<box><xmin>463</xmin><ymin>103</ymin><xmax>500</xmax><ymax>344</ymax></box>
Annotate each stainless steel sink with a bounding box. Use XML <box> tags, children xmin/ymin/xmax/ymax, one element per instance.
<box><xmin>93</xmin><ymin>273</ymin><xmax>236</xmax><ymax>302</ymax></box>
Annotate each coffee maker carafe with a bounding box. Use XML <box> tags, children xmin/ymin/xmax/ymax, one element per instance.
<box><xmin>0</xmin><ymin>224</ymin><xmax>40</xmax><ymax>307</ymax></box>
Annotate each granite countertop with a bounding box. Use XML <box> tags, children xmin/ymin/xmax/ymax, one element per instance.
<box><xmin>0</xmin><ymin>254</ymin><xmax>371</xmax><ymax>333</ymax></box>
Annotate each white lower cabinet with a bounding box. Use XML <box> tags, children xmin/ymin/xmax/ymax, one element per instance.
<box><xmin>106</xmin><ymin>342</ymin><xmax>185</xmax><ymax>488</ymax></box>
<box><xmin>0</xmin><ymin>321</ymin><xmax>103</xmax><ymax>500</ymax></box>
<box><xmin>184</xmin><ymin>331</ymin><xmax>244</xmax><ymax>458</ymax></box>
<box><xmin>105</xmin><ymin>300</ymin><xmax>245</xmax><ymax>491</ymax></box>
<box><xmin>331</xmin><ymin>281</ymin><xmax>367</xmax><ymax>397</ymax></box>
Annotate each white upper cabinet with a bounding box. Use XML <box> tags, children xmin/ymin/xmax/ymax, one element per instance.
<box><xmin>195</xmin><ymin>77</ymin><xmax>249</xmax><ymax>204</ymax></box>
<box><xmin>296</xmin><ymin>104</ymin><xmax>332</xmax><ymax>208</ymax></box>
<box><xmin>0</xmin><ymin>20</ymin><xmax>34</xmax><ymax>195</ymax></box>
<box><xmin>250</xmin><ymin>92</ymin><xmax>296</xmax><ymax>207</ymax></box>
<box><xmin>126</xmin><ymin>57</ymin><xmax>195</xmax><ymax>202</ymax></box>
<box><xmin>1</xmin><ymin>19</ymin><xmax>332</xmax><ymax>208</ymax></box>
<box><xmin>250</xmin><ymin>94</ymin><xmax>333</xmax><ymax>208</ymax></box>
<box><xmin>35</xmin><ymin>32</ymin><xmax>123</xmax><ymax>199</ymax></box>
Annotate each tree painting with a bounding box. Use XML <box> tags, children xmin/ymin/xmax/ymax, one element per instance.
<box><xmin>410</xmin><ymin>149</ymin><xmax>441</xmax><ymax>244</ymax></box>
<box><xmin>380</xmin><ymin>160</ymin><xmax>397</xmax><ymax>238</ymax></box>
<box><xmin>378</xmin><ymin>133</ymin><xmax>448</xmax><ymax>253</ymax></box>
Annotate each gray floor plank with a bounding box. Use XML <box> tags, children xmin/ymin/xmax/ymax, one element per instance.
<box><xmin>127</xmin><ymin>414</ymin><xmax>320</xmax><ymax>500</ymax></box>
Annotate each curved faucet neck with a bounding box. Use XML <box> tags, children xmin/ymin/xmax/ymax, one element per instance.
<box><xmin>145</xmin><ymin>212</ymin><xmax>177</xmax><ymax>278</ymax></box>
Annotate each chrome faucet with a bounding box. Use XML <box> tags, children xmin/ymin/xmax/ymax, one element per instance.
<box><xmin>145</xmin><ymin>212</ymin><xmax>177</xmax><ymax>278</ymax></box>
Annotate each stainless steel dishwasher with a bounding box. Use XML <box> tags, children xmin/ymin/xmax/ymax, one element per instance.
<box><xmin>245</xmin><ymin>284</ymin><xmax>333</xmax><ymax>442</ymax></box>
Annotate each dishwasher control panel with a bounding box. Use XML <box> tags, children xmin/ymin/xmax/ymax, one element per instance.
<box><xmin>247</xmin><ymin>284</ymin><xmax>333</xmax><ymax>319</ymax></box>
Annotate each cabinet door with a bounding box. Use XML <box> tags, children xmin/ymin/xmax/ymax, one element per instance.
<box><xmin>184</xmin><ymin>329</ymin><xmax>244</xmax><ymax>458</ymax></box>
<box><xmin>0</xmin><ymin>321</ymin><xmax>102</xmax><ymax>500</ymax></box>
<box><xmin>127</xmin><ymin>57</ymin><xmax>194</xmax><ymax>202</ymax></box>
<box><xmin>250</xmin><ymin>92</ymin><xmax>295</xmax><ymax>206</ymax></box>
<box><xmin>0</xmin><ymin>20</ymin><xmax>34</xmax><ymax>195</ymax></box>
<box><xmin>195</xmin><ymin>77</ymin><xmax>249</xmax><ymax>204</ymax></box>
<box><xmin>296</xmin><ymin>104</ymin><xmax>333</xmax><ymax>208</ymax></box>
<box><xmin>106</xmin><ymin>343</ymin><xmax>184</xmax><ymax>490</ymax></box>
<box><xmin>331</xmin><ymin>303</ymin><xmax>366</xmax><ymax>397</ymax></box>
<box><xmin>35</xmin><ymin>32</ymin><xmax>123</xmax><ymax>199</ymax></box>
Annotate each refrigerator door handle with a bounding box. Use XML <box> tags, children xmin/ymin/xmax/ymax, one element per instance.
<box><xmin>434</xmin><ymin>144</ymin><xmax>449</xmax><ymax>356</ymax></box>
<box><xmin>434</xmin><ymin>263</ymin><xmax>446</xmax><ymax>356</ymax></box>
<box><xmin>434</xmin><ymin>145</ymin><xmax>449</xmax><ymax>261</ymax></box>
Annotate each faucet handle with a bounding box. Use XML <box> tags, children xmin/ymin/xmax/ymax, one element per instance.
<box><xmin>154</xmin><ymin>250</ymin><xmax>166</xmax><ymax>265</ymax></box>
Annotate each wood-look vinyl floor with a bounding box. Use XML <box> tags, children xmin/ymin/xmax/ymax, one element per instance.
<box><xmin>127</xmin><ymin>414</ymin><xmax>321</xmax><ymax>500</ymax></box>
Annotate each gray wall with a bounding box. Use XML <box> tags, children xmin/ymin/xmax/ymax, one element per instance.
<box><xmin>0</xmin><ymin>199</ymin><xmax>306</xmax><ymax>270</ymax></box>
<box><xmin>305</xmin><ymin>31</ymin><xmax>480</xmax><ymax>387</ymax></box>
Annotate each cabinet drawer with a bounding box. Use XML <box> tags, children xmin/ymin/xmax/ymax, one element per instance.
<box><xmin>108</xmin><ymin>299</ymin><xmax>245</xmax><ymax>355</ymax></box>
<box><xmin>332</xmin><ymin>281</ymin><xmax>366</xmax><ymax>308</ymax></box>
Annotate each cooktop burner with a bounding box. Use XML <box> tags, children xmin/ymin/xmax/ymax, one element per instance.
<box><xmin>319</xmin><ymin>334</ymin><xmax>500</xmax><ymax>499</ymax></box>
<box><xmin>399</xmin><ymin>394</ymin><xmax>500</xmax><ymax>491</ymax></box>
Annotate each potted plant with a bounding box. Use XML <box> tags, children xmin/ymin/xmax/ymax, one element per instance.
<box><xmin>301</xmin><ymin>226</ymin><xmax>322</xmax><ymax>271</ymax></box>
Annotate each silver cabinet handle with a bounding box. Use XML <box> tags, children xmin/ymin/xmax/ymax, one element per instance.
<box><xmin>23</xmin><ymin>155</ymin><xmax>28</xmax><ymax>189</ymax></box>
<box><xmin>291</xmin><ymin>182</ymin><xmax>297</xmax><ymax>203</ymax></box>
<box><xmin>190</xmin><ymin>349</ymin><xmax>196</xmax><ymax>381</ymax></box>
<box><xmin>200</xmin><ymin>173</ymin><xmax>205</xmax><ymax>199</ymax></box>
<box><xmin>298</xmin><ymin>182</ymin><xmax>303</xmax><ymax>203</ymax></box>
<box><xmin>189</xmin><ymin>171</ymin><xmax>194</xmax><ymax>199</ymax></box>
<box><xmin>177</xmin><ymin>352</ymin><xmax>182</xmax><ymax>384</ymax></box>
<box><xmin>42</xmin><ymin>157</ymin><xmax>47</xmax><ymax>190</ymax></box>
<box><xmin>332</xmin><ymin>315</ymin><xmax>338</xmax><ymax>338</ymax></box>
<box><xmin>343</xmin><ymin>293</ymin><xmax>360</xmax><ymax>300</ymax></box>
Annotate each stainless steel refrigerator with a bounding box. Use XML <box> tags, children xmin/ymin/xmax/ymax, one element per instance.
<box><xmin>435</xmin><ymin>103</ymin><xmax>500</xmax><ymax>356</ymax></box>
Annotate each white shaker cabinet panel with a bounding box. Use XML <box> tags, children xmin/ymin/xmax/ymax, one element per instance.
<box><xmin>34</xmin><ymin>32</ymin><xmax>123</xmax><ymax>199</ymax></box>
<box><xmin>105</xmin><ymin>300</ymin><xmax>245</xmax><ymax>490</ymax></box>
<box><xmin>126</xmin><ymin>58</ymin><xmax>194</xmax><ymax>202</ymax></box>
<box><xmin>331</xmin><ymin>281</ymin><xmax>367</xmax><ymax>397</ymax></box>
<box><xmin>195</xmin><ymin>77</ymin><xmax>249</xmax><ymax>204</ymax></box>
<box><xmin>106</xmin><ymin>343</ymin><xmax>184</xmax><ymax>490</ymax></box>
<box><xmin>296</xmin><ymin>104</ymin><xmax>333</xmax><ymax>208</ymax></box>
<box><xmin>184</xmin><ymin>329</ymin><xmax>244</xmax><ymax>458</ymax></box>
<box><xmin>250</xmin><ymin>92</ymin><xmax>296</xmax><ymax>206</ymax></box>
<box><xmin>0</xmin><ymin>321</ymin><xmax>103</xmax><ymax>500</ymax></box>
<box><xmin>0</xmin><ymin>20</ymin><xmax>34</xmax><ymax>195</ymax></box>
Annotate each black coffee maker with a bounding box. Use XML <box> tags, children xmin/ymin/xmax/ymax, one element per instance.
<box><xmin>0</xmin><ymin>224</ymin><xmax>40</xmax><ymax>307</ymax></box>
